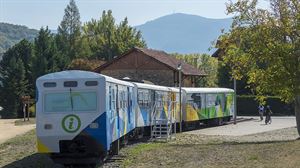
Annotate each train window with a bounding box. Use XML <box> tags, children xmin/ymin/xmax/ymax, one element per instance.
<box><xmin>44</xmin><ymin>91</ymin><xmax>97</xmax><ymax>112</ymax></box>
<box><xmin>155</xmin><ymin>92</ymin><xmax>163</xmax><ymax>107</ymax></box>
<box><xmin>191</xmin><ymin>93</ymin><xmax>202</xmax><ymax>109</ymax></box>
<box><xmin>144</xmin><ymin>91</ymin><xmax>149</xmax><ymax>107</ymax></box>
<box><xmin>111</xmin><ymin>88</ymin><xmax>116</xmax><ymax>110</ymax></box>
<box><xmin>121</xmin><ymin>91</ymin><xmax>127</xmax><ymax>109</ymax></box>
<box><xmin>72</xmin><ymin>92</ymin><xmax>97</xmax><ymax>111</ymax></box>
<box><xmin>128</xmin><ymin>89</ymin><xmax>131</xmax><ymax>123</ymax></box>
<box><xmin>138</xmin><ymin>90</ymin><xmax>144</xmax><ymax>106</ymax></box>
<box><xmin>109</xmin><ymin>86</ymin><xmax>112</xmax><ymax>111</ymax></box>
<box><xmin>85</xmin><ymin>81</ymin><xmax>98</xmax><ymax>86</ymax></box>
<box><xmin>43</xmin><ymin>82</ymin><xmax>56</xmax><ymax>87</ymax></box>
<box><xmin>64</xmin><ymin>81</ymin><xmax>77</xmax><ymax>87</ymax></box>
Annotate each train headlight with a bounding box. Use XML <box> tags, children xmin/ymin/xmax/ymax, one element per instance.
<box><xmin>44</xmin><ymin>124</ymin><xmax>52</xmax><ymax>130</ymax></box>
<box><xmin>89</xmin><ymin>122</ymin><xmax>99</xmax><ymax>129</ymax></box>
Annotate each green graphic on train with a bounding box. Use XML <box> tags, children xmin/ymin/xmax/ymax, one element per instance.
<box><xmin>185</xmin><ymin>93</ymin><xmax>234</xmax><ymax>121</ymax></box>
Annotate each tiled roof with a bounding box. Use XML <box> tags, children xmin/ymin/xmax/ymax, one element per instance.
<box><xmin>95</xmin><ymin>47</ymin><xmax>206</xmax><ymax>76</ymax></box>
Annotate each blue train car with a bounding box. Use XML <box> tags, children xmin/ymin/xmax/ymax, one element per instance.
<box><xmin>36</xmin><ymin>71</ymin><xmax>135</xmax><ymax>165</ymax></box>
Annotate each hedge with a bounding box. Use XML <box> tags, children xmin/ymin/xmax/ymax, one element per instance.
<box><xmin>237</xmin><ymin>96</ymin><xmax>294</xmax><ymax>116</ymax></box>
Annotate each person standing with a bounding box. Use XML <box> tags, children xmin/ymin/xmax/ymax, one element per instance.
<box><xmin>258</xmin><ymin>104</ymin><xmax>264</xmax><ymax>121</ymax></box>
<box><xmin>265</xmin><ymin>105</ymin><xmax>272</xmax><ymax>124</ymax></box>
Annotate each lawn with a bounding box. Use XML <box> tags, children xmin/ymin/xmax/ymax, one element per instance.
<box><xmin>0</xmin><ymin>130</ymin><xmax>61</xmax><ymax>168</ymax></box>
<box><xmin>118</xmin><ymin>136</ymin><xmax>300</xmax><ymax>168</ymax></box>
<box><xmin>0</xmin><ymin>128</ymin><xmax>299</xmax><ymax>168</ymax></box>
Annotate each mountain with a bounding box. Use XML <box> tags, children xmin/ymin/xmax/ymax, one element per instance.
<box><xmin>0</xmin><ymin>23</ymin><xmax>38</xmax><ymax>56</ymax></box>
<box><xmin>135</xmin><ymin>13</ymin><xmax>232</xmax><ymax>54</ymax></box>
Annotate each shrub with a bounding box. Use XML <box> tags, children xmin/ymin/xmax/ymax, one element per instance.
<box><xmin>237</xmin><ymin>95</ymin><xmax>294</xmax><ymax>116</ymax></box>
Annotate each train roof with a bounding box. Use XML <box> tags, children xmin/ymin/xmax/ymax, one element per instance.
<box><xmin>182</xmin><ymin>87</ymin><xmax>234</xmax><ymax>93</ymax></box>
<box><xmin>37</xmin><ymin>70</ymin><xmax>101</xmax><ymax>81</ymax></box>
<box><xmin>104</xmin><ymin>75</ymin><xmax>134</xmax><ymax>87</ymax></box>
<box><xmin>36</xmin><ymin>70</ymin><xmax>134</xmax><ymax>87</ymax></box>
<box><xmin>168</xmin><ymin>87</ymin><xmax>179</xmax><ymax>92</ymax></box>
<box><xmin>133</xmin><ymin>82</ymin><xmax>170</xmax><ymax>92</ymax></box>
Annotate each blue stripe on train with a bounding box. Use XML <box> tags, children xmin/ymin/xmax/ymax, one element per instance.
<box><xmin>82</xmin><ymin>112</ymin><xmax>109</xmax><ymax>151</ymax></box>
<box><xmin>79</xmin><ymin>111</ymin><xmax>136</xmax><ymax>153</ymax></box>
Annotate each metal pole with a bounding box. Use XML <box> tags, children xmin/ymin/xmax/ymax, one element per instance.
<box><xmin>27</xmin><ymin>103</ymin><xmax>30</xmax><ymax>121</ymax></box>
<box><xmin>23</xmin><ymin>103</ymin><xmax>26</xmax><ymax>122</ymax></box>
<box><xmin>179</xmin><ymin>70</ymin><xmax>182</xmax><ymax>132</ymax></box>
<box><xmin>233</xmin><ymin>78</ymin><xmax>237</xmax><ymax>124</ymax></box>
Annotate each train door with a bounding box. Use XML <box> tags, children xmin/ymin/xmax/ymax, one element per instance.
<box><xmin>116</xmin><ymin>85</ymin><xmax>120</xmax><ymax>139</ymax></box>
<box><xmin>108</xmin><ymin>83</ymin><xmax>118</xmax><ymax>141</ymax></box>
<box><xmin>127</xmin><ymin>87</ymin><xmax>133</xmax><ymax>130</ymax></box>
<box><xmin>118</xmin><ymin>86</ymin><xmax>128</xmax><ymax>136</ymax></box>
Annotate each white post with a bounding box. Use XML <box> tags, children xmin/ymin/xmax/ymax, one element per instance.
<box><xmin>178</xmin><ymin>63</ymin><xmax>182</xmax><ymax>132</ymax></box>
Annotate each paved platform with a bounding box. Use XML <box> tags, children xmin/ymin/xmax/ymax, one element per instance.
<box><xmin>185</xmin><ymin>116</ymin><xmax>296</xmax><ymax>136</ymax></box>
<box><xmin>0</xmin><ymin>119</ymin><xmax>35</xmax><ymax>144</ymax></box>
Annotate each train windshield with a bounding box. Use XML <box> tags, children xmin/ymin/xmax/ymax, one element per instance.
<box><xmin>44</xmin><ymin>91</ymin><xmax>97</xmax><ymax>112</ymax></box>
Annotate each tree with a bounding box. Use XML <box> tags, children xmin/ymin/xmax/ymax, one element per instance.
<box><xmin>0</xmin><ymin>46</ymin><xmax>28</xmax><ymax>118</ymax></box>
<box><xmin>32</xmin><ymin>27</ymin><xmax>61</xmax><ymax>82</ymax></box>
<box><xmin>173</xmin><ymin>53</ymin><xmax>218</xmax><ymax>87</ymax></box>
<box><xmin>57</xmin><ymin>0</ymin><xmax>82</xmax><ymax>60</ymax></box>
<box><xmin>217</xmin><ymin>0</ymin><xmax>300</xmax><ymax>135</ymax></box>
<box><xmin>13</xmin><ymin>39</ymin><xmax>34</xmax><ymax>95</ymax></box>
<box><xmin>116</xmin><ymin>17</ymin><xmax>146</xmax><ymax>55</ymax></box>
<box><xmin>83</xmin><ymin>10</ymin><xmax>146</xmax><ymax>60</ymax></box>
<box><xmin>67</xmin><ymin>58</ymin><xmax>105</xmax><ymax>71</ymax></box>
<box><xmin>217</xmin><ymin>63</ymin><xmax>253</xmax><ymax>95</ymax></box>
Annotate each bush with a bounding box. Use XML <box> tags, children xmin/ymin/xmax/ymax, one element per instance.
<box><xmin>29</xmin><ymin>104</ymin><xmax>35</xmax><ymax>117</ymax></box>
<box><xmin>237</xmin><ymin>95</ymin><xmax>294</xmax><ymax>116</ymax></box>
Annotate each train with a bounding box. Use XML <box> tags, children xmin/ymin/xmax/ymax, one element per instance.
<box><xmin>36</xmin><ymin>70</ymin><xmax>234</xmax><ymax>166</ymax></box>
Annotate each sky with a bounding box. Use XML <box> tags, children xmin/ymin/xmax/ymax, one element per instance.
<box><xmin>0</xmin><ymin>0</ymin><xmax>269</xmax><ymax>30</ymax></box>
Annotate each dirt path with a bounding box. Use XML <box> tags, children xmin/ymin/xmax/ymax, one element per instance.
<box><xmin>185</xmin><ymin>116</ymin><xmax>296</xmax><ymax>136</ymax></box>
<box><xmin>0</xmin><ymin>119</ymin><xmax>35</xmax><ymax>144</ymax></box>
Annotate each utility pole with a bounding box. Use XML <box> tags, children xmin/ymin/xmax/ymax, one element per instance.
<box><xmin>177</xmin><ymin>63</ymin><xmax>182</xmax><ymax>132</ymax></box>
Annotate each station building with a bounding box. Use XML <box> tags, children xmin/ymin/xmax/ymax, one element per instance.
<box><xmin>94</xmin><ymin>47</ymin><xmax>206</xmax><ymax>87</ymax></box>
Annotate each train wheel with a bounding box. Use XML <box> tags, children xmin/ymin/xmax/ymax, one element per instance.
<box><xmin>217</xmin><ymin>118</ymin><xmax>223</xmax><ymax>126</ymax></box>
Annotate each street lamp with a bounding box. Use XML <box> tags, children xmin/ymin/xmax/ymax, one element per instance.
<box><xmin>177</xmin><ymin>63</ymin><xmax>182</xmax><ymax>132</ymax></box>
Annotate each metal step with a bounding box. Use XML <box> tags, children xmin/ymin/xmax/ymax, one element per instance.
<box><xmin>150</xmin><ymin>101</ymin><xmax>176</xmax><ymax>141</ymax></box>
<box><xmin>152</xmin><ymin>130</ymin><xmax>170</xmax><ymax>133</ymax></box>
<box><xmin>152</xmin><ymin>135</ymin><xmax>170</xmax><ymax>139</ymax></box>
<box><xmin>152</xmin><ymin>126</ymin><xmax>170</xmax><ymax>129</ymax></box>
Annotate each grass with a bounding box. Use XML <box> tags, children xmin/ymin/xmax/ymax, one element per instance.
<box><xmin>0</xmin><ymin>130</ymin><xmax>59</xmax><ymax>168</ymax></box>
<box><xmin>0</xmin><ymin>127</ymin><xmax>299</xmax><ymax>168</ymax></box>
<box><xmin>121</xmin><ymin>142</ymin><xmax>165</xmax><ymax>167</ymax></box>
<box><xmin>117</xmin><ymin>133</ymin><xmax>300</xmax><ymax>168</ymax></box>
<box><xmin>116</xmin><ymin>140</ymin><xmax>300</xmax><ymax>168</ymax></box>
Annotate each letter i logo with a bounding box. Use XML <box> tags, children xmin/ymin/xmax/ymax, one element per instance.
<box><xmin>62</xmin><ymin>114</ymin><xmax>81</xmax><ymax>133</ymax></box>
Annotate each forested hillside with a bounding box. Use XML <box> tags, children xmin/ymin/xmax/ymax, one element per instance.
<box><xmin>136</xmin><ymin>13</ymin><xmax>232</xmax><ymax>54</ymax></box>
<box><xmin>0</xmin><ymin>23</ymin><xmax>38</xmax><ymax>56</ymax></box>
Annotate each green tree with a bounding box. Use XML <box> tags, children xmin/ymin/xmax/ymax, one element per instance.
<box><xmin>67</xmin><ymin>59</ymin><xmax>93</xmax><ymax>71</ymax></box>
<box><xmin>83</xmin><ymin>10</ymin><xmax>146</xmax><ymax>60</ymax></box>
<box><xmin>0</xmin><ymin>47</ymin><xmax>28</xmax><ymax>118</ymax></box>
<box><xmin>57</xmin><ymin>0</ymin><xmax>82</xmax><ymax>60</ymax></box>
<box><xmin>32</xmin><ymin>27</ymin><xmax>61</xmax><ymax>81</ymax></box>
<box><xmin>116</xmin><ymin>17</ymin><xmax>146</xmax><ymax>55</ymax></box>
<box><xmin>217</xmin><ymin>63</ymin><xmax>253</xmax><ymax>95</ymax></box>
<box><xmin>218</xmin><ymin>0</ymin><xmax>300</xmax><ymax>135</ymax></box>
<box><xmin>173</xmin><ymin>53</ymin><xmax>218</xmax><ymax>87</ymax></box>
<box><xmin>13</xmin><ymin>39</ymin><xmax>34</xmax><ymax>95</ymax></box>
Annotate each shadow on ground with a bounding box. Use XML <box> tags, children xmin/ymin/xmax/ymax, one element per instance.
<box><xmin>2</xmin><ymin>153</ymin><xmax>63</xmax><ymax>168</ymax></box>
